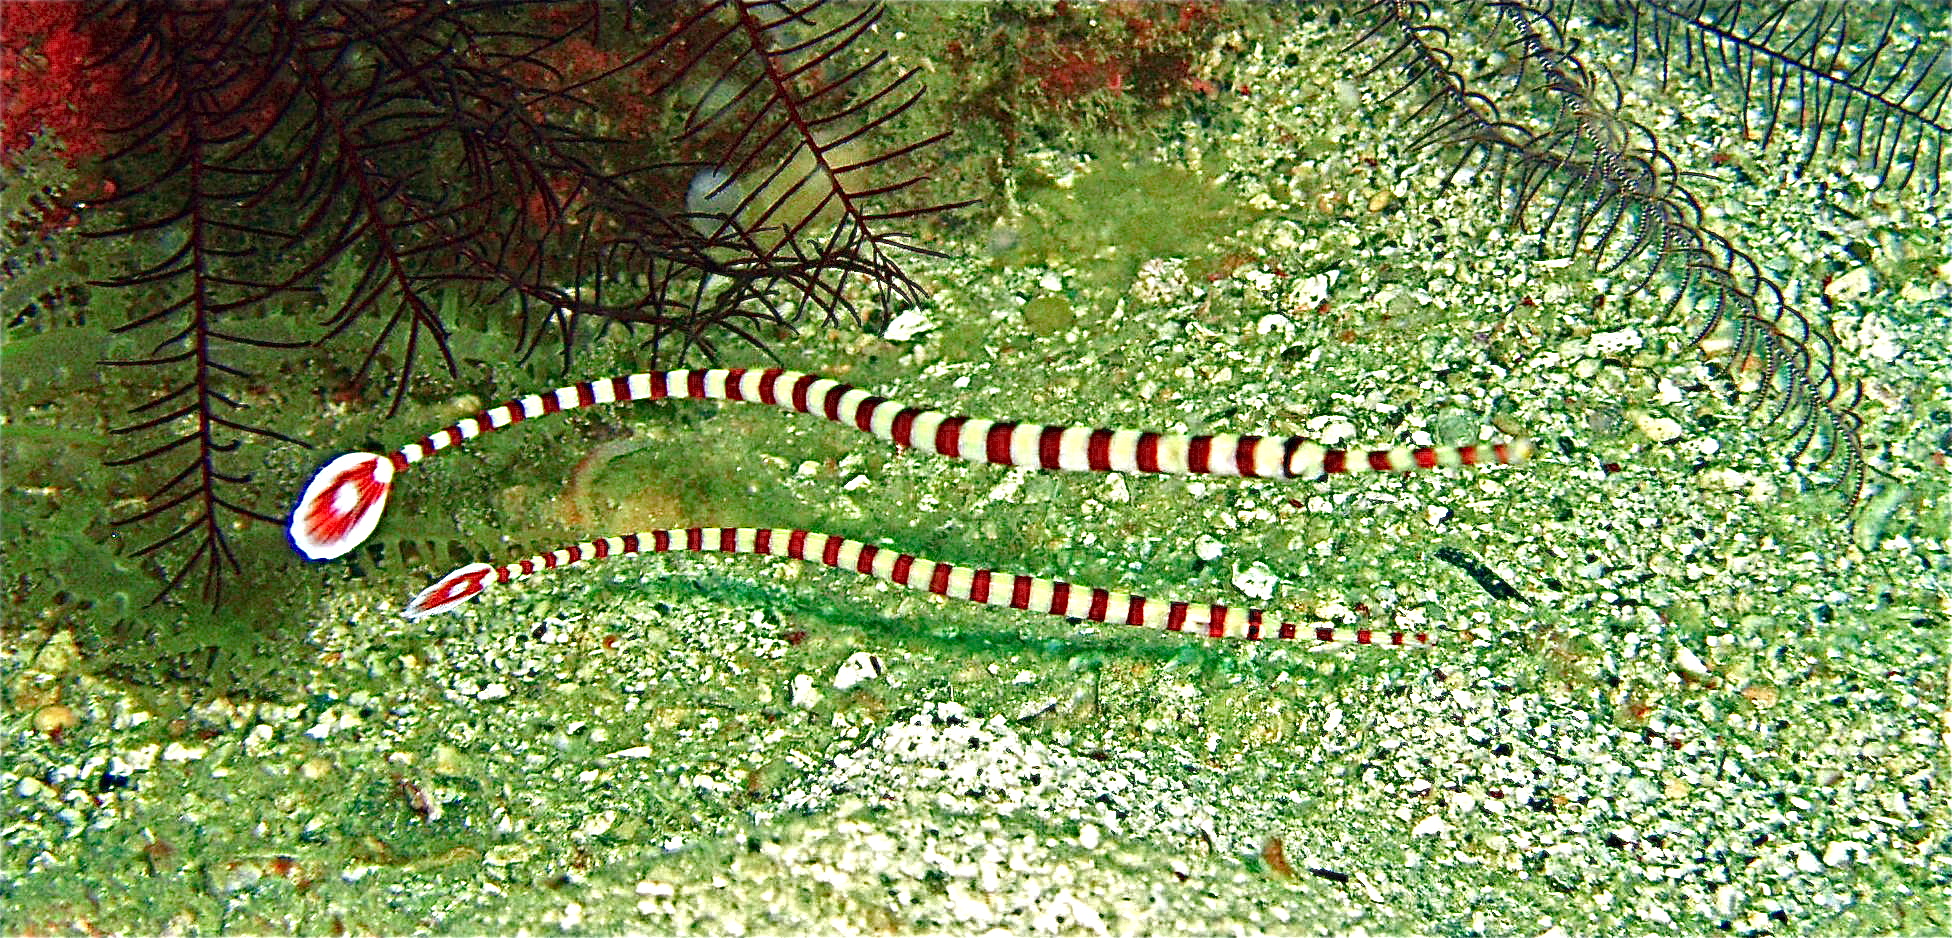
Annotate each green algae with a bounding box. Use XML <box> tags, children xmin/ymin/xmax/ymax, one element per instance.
<box><xmin>994</xmin><ymin>152</ymin><xmax>1266</xmax><ymax>295</ymax></box>
<box><xmin>5</xmin><ymin>4</ymin><xmax>1949</xmax><ymax>936</ymax></box>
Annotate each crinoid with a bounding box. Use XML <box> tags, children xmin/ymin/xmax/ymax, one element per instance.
<box><xmin>26</xmin><ymin>0</ymin><xmax>961</xmax><ymax>609</ymax></box>
<box><xmin>290</xmin><ymin>368</ymin><xmax>1532</xmax><ymax>644</ymax></box>
<box><xmin>1356</xmin><ymin>0</ymin><xmax>1949</xmax><ymax>511</ymax></box>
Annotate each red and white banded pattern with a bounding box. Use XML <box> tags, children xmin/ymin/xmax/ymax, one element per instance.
<box><xmin>292</xmin><ymin>368</ymin><xmax>1533</xmax><ymax>560</ymax></box>
<box><xmin>404</xmin><ymin>527</ymin><xmax>1452</xmax><ymax>647</ymax></box>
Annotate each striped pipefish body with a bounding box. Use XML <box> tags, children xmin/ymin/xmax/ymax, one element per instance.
<box><xmin>404</xmin><ymin>526</ymin><xmax>1454</xmax><ymax>648</ymax></box>
<box><xmin>290</xmin><ymin>368</ymin><xmax>1533</xmax><ymax>562</ymax></box>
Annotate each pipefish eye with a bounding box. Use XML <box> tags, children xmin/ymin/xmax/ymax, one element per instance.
<box><xmin>686</xmin><ymin>167</ymin><xmax>744</xmax><ymax>237</ymax></box>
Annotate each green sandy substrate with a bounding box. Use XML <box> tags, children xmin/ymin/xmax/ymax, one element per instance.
<box><xmin>5</xmin><ymin>8</ymin><xmax>1947</xmax><ymax>935</ymax></box>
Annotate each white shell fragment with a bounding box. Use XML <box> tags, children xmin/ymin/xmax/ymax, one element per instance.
<box><xmin>832</xmin><ymin>651</ymin><xmax>886</xmax><ymax>691</ymax></box>
<box><xmin>1674</xmin><ymin>645</ymin><xmax>1714</xmax><ymax>682</ymax></box>
<box><xmin>791</xmin><ymin>673</ymin><xmax>823</xmax><ymax>709</ymax></box>
<box><xmin>1629</xmin><ymin>410</ymin><xmax>1685</xmax><ymax>443</ymax></box>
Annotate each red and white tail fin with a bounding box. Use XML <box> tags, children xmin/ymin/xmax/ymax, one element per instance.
<box><xmin>289</xmin><ymin>451</ymin><xmax>397</xmax><ymax>560</ymax></box>
<box><xmin>403</xmin><ymin>563</ymin><xmax>497</xmax><ymax>619</ymax></box>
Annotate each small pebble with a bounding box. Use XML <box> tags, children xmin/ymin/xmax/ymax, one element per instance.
<box><xmin>1629</xmin><ymin>410</ymin><xmax>1684</xmax><ymax>443</ymax></box>
<box><xmin>33</xmin><ymin>704</ymin><xmax>77</xmax><ymax>735</ymax></box>
<box><xmin>791</xmin><ymin>673</ymin><xmax>823</xmax><ymax>709</ymax></box>
<box><xmin>1674</xmin><ymin>646</ymin><xmax>1712</xmax><ymax>680</ymax></box>
<box><xmin>1823</xmin><ymin>266</ymin><xmax>1873</xmax><ymax>301</ymax></box>
<box><xmin>832</xmin><ymin>652</ymin><xmax>884</xmax><ymax>691</ymax></box>
<box><xmin>1231</xmin><ymin>562</ymin><xmax>1280</xmax><ymax>601</ymax></box>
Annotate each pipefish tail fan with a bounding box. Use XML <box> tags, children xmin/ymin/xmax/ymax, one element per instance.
<box><xmin>290</xmin><ymin>451</ymin><xmax>396</xmax><ymax>560</ymax></box>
